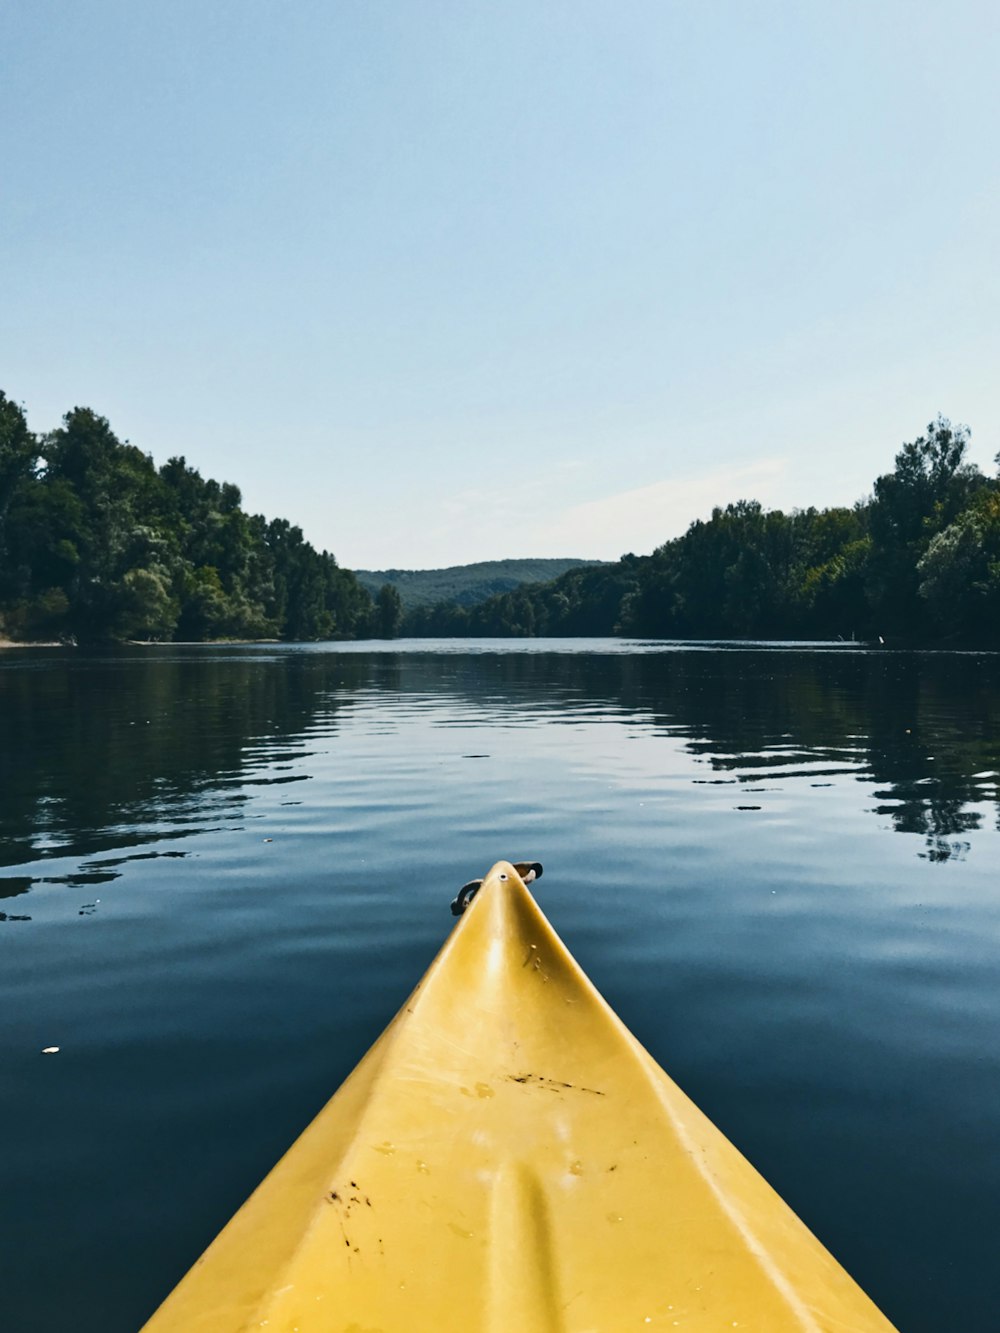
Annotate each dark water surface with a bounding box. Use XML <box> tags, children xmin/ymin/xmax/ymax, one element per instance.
<box><xmin>2</xmin><ymin>640</ymin><xmax>1000</xmax><ymax>1332</ymax></box>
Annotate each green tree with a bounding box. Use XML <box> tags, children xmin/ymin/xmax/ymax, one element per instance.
<box><xmin>917</xmin><ymin>492</ymin><xmax>1000</xmax><ymax>641</ymax></box>
<box><xmin>119</xmin><ymin>565</ymin><xmax>180</xmax><ymax>640</ymax></box>
<box><xmin>40</xmin><ymin>407</ymin><xmax>169</xmax><ymax>639</ymax></box>
<box><xmin>375</xmin><ymin>582</ymin><xmax>403</xmax><ymax>638</ymax></box>
<box><xmin>0</xmin><ymin>392</ymin><xmax>38</xmax><ymax>565</ymax></box>
<box><xmin>1</xmin><ymin>391</ymin><xmax>374</xmax><ymax>644</ymax></box>
<box><xmin>866</xmin><ymin>417</ymin><xmax>985</xmax><ymax>635</ymax></box>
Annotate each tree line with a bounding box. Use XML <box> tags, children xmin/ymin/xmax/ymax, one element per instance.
<box><xmin>354</xmin><ymin>558</ymin><xmax>601</xmax><ymax>610</ymax></box>
<box><xmin>3</xmin><ymin>393</ymin><xmax>997</xmax><ymax>646</ymax></box>
<box><xmin>0</xmin><ymin>390</ymin><xmax>407</xmax><ymax>643</ymax></box>
<box><xmin>403</xmin><ymin>417</ymin><xmax>1000</xmax><ymax>646</ymax></box>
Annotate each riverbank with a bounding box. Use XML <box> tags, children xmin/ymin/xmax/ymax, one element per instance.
<box><xmin>0</xmin><ymin>637</ymin><xmax>67</xmax><ymax>648</ymax></box>
<box><xmin>0</xmin><ymin>637</ymin><xmax>280</xmax><ymax>649</ymax></box>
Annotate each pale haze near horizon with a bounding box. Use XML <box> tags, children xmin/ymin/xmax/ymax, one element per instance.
<box><xmin>2</xmin><ymin>1</ymin><xmax>998</xmax><ymax>571</ymax></box>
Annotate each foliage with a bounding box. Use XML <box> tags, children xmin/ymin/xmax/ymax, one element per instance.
<box><xmin>0</xmin><ymin>392</ymin><xmax>39</xmax><ymax>558</ymax></box>
<box><xmin>865</xmin><ymin>416</ymin><xmax>987</xmax><ymax>634</ymax></box>
<box><xmin>0</xmin><ymin>394</ymin><xmax>372</xmax><ymax>643</ymax></box>
<box><xmin>4</xmin><ymin>391</ymin><xmax>996</xmax><ymax>648</ymax></box>
<box><xmin>374</xmin><ymin>582</ymin><xmax>403</xmax><ymax>638</ymax></box>
<box><xmin>404</xmin><ymin>417</ymin><xmax>999</xmax><ymax>646</ymax></box>
<box><xmin>402</xmin><ymin>560</ymin><xmax>640</xmax><ymax>637</ymax></box>
<box><xmin>917</xmin><ymin>492</ymin><xmax>1000</xmax><ymax>641</ymax></box>
<box><xmin>354</xmin><ymin>559</ymin><xmax>605</xmax><ymax>609</ymax></box>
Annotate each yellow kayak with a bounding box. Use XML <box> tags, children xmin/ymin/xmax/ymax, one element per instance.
<box><xmin>141</xmin><ymin>861</ymin><xmax>898</xmax><ymax>1332</ymax></box>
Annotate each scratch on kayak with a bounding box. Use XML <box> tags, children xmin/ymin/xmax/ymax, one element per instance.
<box><xmin>520</xmin><ymin>944</ymin><xmax>551</xmax><ymax>981</ymax></box>
<box><xmin>507</xmin><ymin>1073</ymin><xmax>605</xmax><ymax>1096</ymax></box>
<box><xmin>425</xmin><ymin>1026</ymin><xmax>483</xmax><ymax>1063</ymax></box>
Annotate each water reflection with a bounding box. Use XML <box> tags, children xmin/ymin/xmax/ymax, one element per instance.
<box><xmin>0</xmin><ymin>875</ymin><xmax>32</xmax><ymax>899</ymax></box>
<box><xmin>3</xmin><ymin>642</ymin><xmax>1000</xmax><ymax>1333</ymax></box>
<box><xmin>2</xmin><ymin>645</ymin><xmax>999</xmax><ymax>897</ymax></box>
<box><xmin>345</xmin><ymin>646</ymin><xmax>1000</xmax><ymax>863</ymax></box>
<box><xmin>0</xmin><ymin>650</ymin><xmax>374</xmax><ymax>887</ymax></box>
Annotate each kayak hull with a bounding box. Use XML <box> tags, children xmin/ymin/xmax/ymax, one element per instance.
<box><xmin>140</xmin><ymin>861</ymin><xmax>898</xmax><ymax>1332</ymax></box>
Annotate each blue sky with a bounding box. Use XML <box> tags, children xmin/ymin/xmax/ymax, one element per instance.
<box><xmin>2</xmin><ymin>1</ymin><xmax>998</xmax><ymax>568</ymax></box>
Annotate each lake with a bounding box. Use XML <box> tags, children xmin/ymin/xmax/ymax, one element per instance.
<box><xmin>2</xmin><ymin>639</ymin><xmax>999</xmax><ymax>1332</ymax></box>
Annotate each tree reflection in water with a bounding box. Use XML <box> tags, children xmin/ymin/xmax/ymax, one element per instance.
<box><xmin>2</xmin><ymin>644</ymin><xmax>998</xmax><ymax>894</ymax></box>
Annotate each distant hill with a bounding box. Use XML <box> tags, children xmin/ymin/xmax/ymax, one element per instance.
<box><xmin>354</xmin><ymin>558</ymin><xmax>605</xmax><ymax>610</ymax></box>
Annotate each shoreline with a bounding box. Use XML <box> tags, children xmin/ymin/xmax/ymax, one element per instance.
<box><xmin>0</xmin><ymin>637</ymin><xmax>283</xmax><ymax>649</ymax></box>
<box><xmin>1</xmin><ymin>634</ymin><xmax>995</xmax><ymax>653</ymax></box>
<box><xmin>0</xmin><ymin>638</ymin><xmax>67</xmax><ymax>649</ymax></box>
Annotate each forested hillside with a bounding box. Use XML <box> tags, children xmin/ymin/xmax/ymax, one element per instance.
<box><xmin>355</xmin><ymin>558</ymin><xmax>602</xmax><ymax>609</ymax></box>
<box><xmin>0</xmin><ymin>392</ymin><xmax>373</xmax><ymax>643</ymax></box>
<box><xmin>3</xmin><ymin>394</ymin><xmax>996</xmax><ymax>647</ymax></box>
<box><xmin>404</xmin><ymin>418</ymin><xmax>1000</xmax><ymax>646</ymax></box>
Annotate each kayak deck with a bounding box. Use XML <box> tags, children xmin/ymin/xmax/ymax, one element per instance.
<box><xmin>141</xmin><ymin>861</ymin><xmax>898</xmax><ymax>1332</ymax></box>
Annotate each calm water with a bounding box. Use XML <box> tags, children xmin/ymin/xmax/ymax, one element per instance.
<box><xmin>2</xmin><ymin>639</ymin><xmax>1000</xmax><ymax>1332</ymax></box>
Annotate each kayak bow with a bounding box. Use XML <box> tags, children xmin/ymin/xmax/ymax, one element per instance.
<box><xmin>141</xmin><ymin>860</ymin><xmax>898</xmax><ymax>1332</ymax></box>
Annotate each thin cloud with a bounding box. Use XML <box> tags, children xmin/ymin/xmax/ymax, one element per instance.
<box><xmin>542</xmin><ymin>459</ymin><xmax>791</xmax><ymax>559</ymax></box>
<box><xmin>374</xmin><ymin>458</ymin><xmax>793</xmax><ymax>568</ymax></box>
